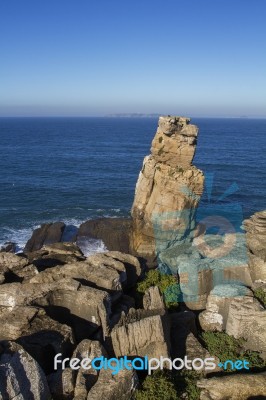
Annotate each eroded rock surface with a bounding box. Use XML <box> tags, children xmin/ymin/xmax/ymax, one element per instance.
<box><xmin>0</xmin><ymin>341</ymin><xmax>51</xmax><ymax>400</ymax></box>
<box><xmin>244</xmin><ymin>210</ymin><xmax>266</xmax><ymax>282</ymax></box>
<box><xmin>197</xmin><ymin>372</ymin><xmax>266</xmax><ymax>399</ymax></box>
<box><xmin>24</xmin><ymin>222</ymin><xmax>66</xmax><ymax>252</ymax></box>
<box><xmin>131</xmin><ymin>116</ymin><xmax>204</xmax><ymax>266</ymax></box>
<box><xmin>87</xmin><ymin>368</ymin><xmax>138</xmax><ymax>400</ymax></box>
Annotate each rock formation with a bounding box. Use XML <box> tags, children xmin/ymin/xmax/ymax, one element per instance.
<box><xmin>131</xmin><ymin>116</ymin><xmax>204</xmax><ymax>265</ymax></box>
<box><xmin>197</xmin><ymin>372</ymin><xmax>266</xmax><ymax>399</ymax></box>
<box><xmin>131</xmin><ymin>116</ymin><xmax>204</xmax><ymax>266</ymax></box>
<box><xmin>244</xmin><ymin>210</ymin><xmax>266</xmax><ymax>282</ymax></box>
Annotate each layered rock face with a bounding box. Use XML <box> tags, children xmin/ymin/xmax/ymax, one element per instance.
<box><xmin>244</xmin><ymin>210</ymin><xmax>266</xmax><ymax>282</ymax></box>
<box><xmin>131</xmin><ymin>116</ymin><xmax>204</xmax><ymax>265</ymax></box>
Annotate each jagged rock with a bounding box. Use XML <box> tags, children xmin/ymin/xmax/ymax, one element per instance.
<box><xmin>244</xmin><ymin>210</ymin><xmax>266</xmax><ymax>282</ymax></box>
<box><xmin>226</xmin><ymin>295</ymin><xmax>266</xmax><ymax>358</ymax></box>
<box><xmin>199</xmin><ymin>284</ymin><xmax>253</xmax><ymax>332</ymax></box>
<box><xmin>197</xmin><ymin>372</ymin><xmax>266</xmax><ymax>399</ymax></box>
<box><xmin>0</xmin><ymin>241</ymin><xmax>16</xmax><ymax>253</ymax></box>
<box><xmin>0</xmin><ymin>279</ymin><xmax>112</xmax><ymax>341</ymax></box>
<box><xmin>0</xmin><ymin>305</ymin><xmax>75</xmax><ymax>373</ymax></box>
<box><xmin>198</xmin><ymin>284</ymin><xmax>266</xmax><ymax>359</ymax></box>
<box><xmin>47</xmin><ymin>368</ymin><xmax>75</xmax><ymax>400</ymax></box>
<box><xmin>130</xmin><ymin>116</ymin><xmax>204</xmax><ymax>266</ymax></box>
<box><xmin>0</xmin><ymin>341</ymin><xmax>51</xmax><ymax>400</ymax></box>
<box><xmin>72</xmin><ymin>339</ymin><xmax>107</xmax><ymax>399</ymax></box>
<box><xmin>143</xmin><ymin>285</ymin><xmax>166</xmax><ymax>313</ymax></box>
<box><xmin>87</xmin><ymin>368</ymin><xmax>138</xmax><ymax>400</ymax></box>
<box><xmin>24</xmin><ymin>222</ymin><xmax>66</xmax><ymax>252</ymax></box>
<box><xmin>29</xmin><ymin>251</ymin><xmax>139</xmax><ymax>299</ymax></box>
<box><xmin>25</xmin><ymin>242</ymin><xmax>85</xmax><ymax>270</ymax></box>
<box><xmin>103</xmin><ymin>251</ymin><xmax>142</xmax><ymax>287</ymax></box>
<box><xmin>78</xmin><ymin>218</ymin><xmax>132</xmax><ymax>254</ymax></box>
<box><xmin>111</xmin><ymin>313</ymin><xmax>170</xmax><ymax>359</ymax></box>
<box><xmin>0</xmin><ymin>252</ymin><xmax>29</xmax><ymax>283</ymax></box>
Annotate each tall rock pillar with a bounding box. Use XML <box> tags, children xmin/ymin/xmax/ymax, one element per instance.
<box><xmin>130</xmin><ymin>116</ymin><xmax>204</xmax><ymax>266</ymax></box>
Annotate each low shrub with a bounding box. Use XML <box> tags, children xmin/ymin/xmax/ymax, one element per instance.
<box><xmin>201</xmin><ymin>331</ymin><xmax>265</xmax><ymax>369</ymax></box>
<box><xmin>136</xmin><ymin>269</ymin><xmax>180</xmax><ymax>308</ymax></box>
<box><xmin>254</xmin><ymin>287</ymin><xmax>266</xmax><ymax>307</ymax></box>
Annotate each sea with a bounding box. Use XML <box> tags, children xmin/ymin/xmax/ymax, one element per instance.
<box><xmin>0</xmin><ymin>117</ymin><xmax>265</xmax><ymax>253</ymax></box>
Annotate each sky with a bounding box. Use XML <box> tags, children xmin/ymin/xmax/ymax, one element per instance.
<box><xmin>0</xmin><ymin>0</ymin><xmax>265</xmax><ymax>117</ymax></box>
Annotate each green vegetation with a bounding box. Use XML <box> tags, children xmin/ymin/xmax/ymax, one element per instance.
<box><xmin>134</xmin><ymin>370</ymin><xmax>200</xmax><ymax>400</ymax></box>
<box><xmin>136</xmin><ymin>269</ymin><xmax>180</xmax><ymax>309</ymax></box>
<box><xmin>158</xmin><ymin>136</ymin><xmax>163</xmax><ymax>143</ymax></box>
<box><xmin>134</xmin><ymin>371</ymin><xmax>178</xmax><ymax>400</ymax></box>
<box><xmin>254</xmin><ymin>287</ymin><xmax>266</xmax><ymax>307</ymax></box>
<box><xmin>201</xmin><ymin>331</ymin><xmax>266</xmax><ymax>369</ymax></box>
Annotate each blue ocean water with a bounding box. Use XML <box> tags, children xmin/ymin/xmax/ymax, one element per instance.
<box><xmin>0</xmin><ymin>117</ymin><xmax>265</xmax><ymax>250</ymax></box>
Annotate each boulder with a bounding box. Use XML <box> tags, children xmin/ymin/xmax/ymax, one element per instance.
<box><xmin>143</xmin><ymin>285</ymin><xmax>166</xmax><ymax>313</ymax></box>
<box><xmin>0</xmin><ymin>252</ymin><xmax>28</xmax><ymax>283</ymax></box>
<box><xmin>0</xmin><ymin>241</ymin><xmax>16</xmax><ymax>253</ymax></box>
<box><xmin>24</xmin><ymin>222</ymin><xmax>66</xmax><ymax>252</ymax></box>
<box><xmin>199</xmin><ymin>284</ymin><xmax>253</xmax><ymax>332</ymax></box>
<box><xmin>29</xmin><ymin>251</ymin><xmax>140</xmax><ymax>299</ymax></box>
<box><xmin>25</xmin><ymin>242</ymin><xmax>85</xmax><ymax>271</ymax></box>
<box><xmin>103</xmin><ymin>251</ymin><xmax>142</xmax><ymax>287</ymax></box>
<box><xmin>0</xmin><ymin>341</ymin><xmax>51</xmax><ymax>400</ymax></box>
<box><xmin>87</xmin><ymin>368</ymin><xmax>138</xmax><ymax>400</ymax></box>
<box><xmin>226</xmin><ymin>295</ymin><xmax>266</xmax><ymax>359</ymax></box>
<box><xmin>47</xmin><ymin>368</ymin><xmax>75</xmax><ymax>400</ymax></box>
<box><xmin>244</xmin><ymin>210</ymin><xmax>266</xmax><ymax>282</ymax></box>
<box><xmin>0</xmin><ymin>305</ymin><xmax>75</xmax><ymax>374</ymax></box>
<box><xmin>111</xmin><ymin>313</ymin><xmax>171</xmax><ymax>359</ymax></box>
<box><xmin>130</xmin><ymin>116</ymin><xmax>204</xmax><ymax>266</ymax></box>
<box><xmin>72</xmin><ymin>339</ymin><xmax>107</xmax><ymax>399</ymax></box>
<box><xmin>0</xmin><ymin>279</ymin><xmax>112</xmax><ymax>341</ymax></box>
<box><xmin>197</xmin><ymin>372</ymin><xmax>266</xmax><ymax>399</ymax></box>
<box><xmin>78</xmin><ymin>218</ymin><xmax>132</xmax><ymax>254</ymax></box>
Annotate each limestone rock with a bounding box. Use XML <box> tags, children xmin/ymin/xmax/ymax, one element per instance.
<box><xmin>78</xmin><ymin>218</ymin><xmax>132</xmax><ymax>254</ymax></box>
<box><xmin>87</xmin><ymin>368</ymin><xmax>138</xmax><ymax>400</ymax></box>
<box><xmin>226</xmin><ymin>295</ymin><xmax>266</xmax><ymax>358</ymax></box>
<box><xmin>29</xmin><ymin>251</ymin><xmax>139</xmax><ymax>298</ymax></box>
<box><xmin>0</xmin><ymin>279</ymin><xmax>112</xmax><ymax>341</ymax></box>
<box><xmin>0</xmin><ymin>252</ymin><xmax>28</xmax><ymax>283</ymax></box>
<box><xmin>143</xmin><ymin>285</ymin><xmax>166</xmax><ymax>313</ymax></box>
<box><xmin>103</xmin><ymin>251</ymin><xmax>142</xmax><ymax>287</ymax></box>
<box><xmin>0</xmin><ymin>341</ymin><xmax>51</xmax><ymax>400</ymax></box>
<box><xmin>0</xmin><ymin>241</ymin><xmax>16</xmax><ymax>253</ymax></box>
<box><xmin>199</xmin><ymin>284</ymin><xmax>253</xmax><ymax>332</ymax></box>
<box><xmin>0</xmin><ymin>305</ymin><xmax>75</xmax><ymax>373</ymax></box>
<box><xmin>72</xmin><ymin>339</ymin><xmax>107</xmax><ymax>399</ymax></box>
<box><xmin>244</xmin><ymin>210</ymin><xmax>266</xmax><ymax>282</ymax></box>
<box><xmin>24</xmin><ymin>222</ymin><xmax>66</xmax><ymax>252</ymax></box>
<box><xmin>151</xmin><ymin>116</ymin><xmax>199</xmax><ymax>167</ymax></box>
<box><xmin>197</xmin><ymin>372</ymin><xmax>266</xmax><ymax>399</ymax></box>
<box><xmin>25</xmin><ymin>242</ymin><xmax>85</xmax><ymax>270</ymax></box>
<box><xmin>131</xmin><ymin>116</ymin><xmax>204</xmax><ymax>266</ymax></box>
<box><xmin>111</xmin><ymin>313</ymin><xmax>170</xmax><ymax>359</ymax></box>
<box><xmin>47</xmin><ymin>368</ymin><xmax>75</xmax><ymax>400</ymax></box>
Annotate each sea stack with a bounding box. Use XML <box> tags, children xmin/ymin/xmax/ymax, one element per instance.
<box><xmin>130</xmin><ymin>116</ymin><xmax>204</xmax><ymax>266</ymax></box>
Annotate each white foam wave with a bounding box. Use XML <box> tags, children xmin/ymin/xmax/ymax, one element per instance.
<box><xmin>76</xmin><ymin>237</ymin><xmax>107</xmax><ymax>256</ymax></box>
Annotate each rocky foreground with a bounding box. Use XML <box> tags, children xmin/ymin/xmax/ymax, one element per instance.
<box><xmin>0</xmin><ymin>116</ymin><xmax>265</xmax><ymax>400</ymax></box>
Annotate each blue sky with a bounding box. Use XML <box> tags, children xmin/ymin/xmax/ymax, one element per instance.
<box><xmin>0</xmin><ymin>0</ymin><xmax>265</xmax><ymax>117</ymax></box>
